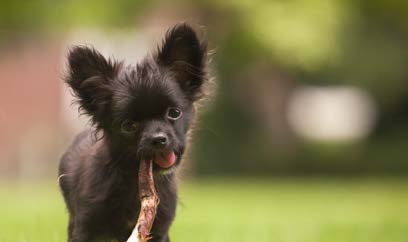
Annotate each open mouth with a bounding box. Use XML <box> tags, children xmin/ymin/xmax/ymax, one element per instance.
<box><xmin>152</xmin><ymin>150</ymin><xmax>179</xmax><ymax>174</ymax></box>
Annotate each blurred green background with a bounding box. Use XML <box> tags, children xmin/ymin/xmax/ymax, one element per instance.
<box><xmin>0</xmin><ymin>0</ymin><xmax>407</xmax><ymax>241</ymax></box>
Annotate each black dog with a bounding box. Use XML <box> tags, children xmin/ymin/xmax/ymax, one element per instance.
<box><xmin>59</xmin><ymin>23</ymin><xmax>208</xmax><ymax>242</ymax></box>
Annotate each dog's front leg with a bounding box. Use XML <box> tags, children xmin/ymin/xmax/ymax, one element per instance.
<box><xmin>149</xmin><ymin>234</ymin><xmax>170</xmax><ymax>242</ymax></box>
<box><xmin>68</xmin><ymin>220</ymin><xmax>94</xmax><ymax>242</ymax></box>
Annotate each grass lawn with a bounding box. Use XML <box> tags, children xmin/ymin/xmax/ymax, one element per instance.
<box><xmin>0</xmin><ymin>178</ymin><xmax>407</xmax><ymax>242</ymax></box>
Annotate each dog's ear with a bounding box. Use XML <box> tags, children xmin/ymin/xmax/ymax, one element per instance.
<box><xmin>157</xmin><ymin>24</ymin><xmax>208</xmax><ymax>101</ymax></box>
<box><xmin>66</xmin><ymin>46</ymin><xmax>120</xmax><ymax>127</ymax></box>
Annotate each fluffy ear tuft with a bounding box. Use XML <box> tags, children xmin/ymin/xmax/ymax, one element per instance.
<box><xmin>156</xmin><ymin>23</ymin><xmax>208</xmax><ymax>101</ymax></box>
<box><xmin>65</xmin><ymin>46</ymin><xmax>121</xmax><ymax>128</ymax></box>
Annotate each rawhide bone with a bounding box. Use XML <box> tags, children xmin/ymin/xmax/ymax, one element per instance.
<box><xmin>127</xmin><ymin>160</ymin><xmax>160</xmax><ymax>242</ymax></box>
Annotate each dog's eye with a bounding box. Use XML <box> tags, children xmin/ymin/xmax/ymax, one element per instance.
<box><xmin>121</xmin><ymin>120</ymin><xmax>137</xmax><ymax>134</ymax></box>
<box><xmin>167</xmin><ymin>107</ymin><xmax>182</xmax><ymax>121</ymax></box>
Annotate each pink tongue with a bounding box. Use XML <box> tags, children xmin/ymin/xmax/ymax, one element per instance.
<box><xmin>154</xmin><ymin>151</ymin><xmax>176</xmax><ymax>169</ymax></box>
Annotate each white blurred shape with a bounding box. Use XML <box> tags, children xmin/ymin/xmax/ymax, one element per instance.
<box><xmin>287</xmin><ymin>86</ymin><xmax>376</xmax><ymax>142</ymax></box>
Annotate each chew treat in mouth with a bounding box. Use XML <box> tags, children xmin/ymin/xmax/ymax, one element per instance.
<box><xmin>154</xmin><ymin>151</ymin><xmax>176</xmax><ymax>169</ymax></box>
<box><xmin>127</xmin><ymin>160</ymin><xmax>160</xmax><ymax>242</ymax></box>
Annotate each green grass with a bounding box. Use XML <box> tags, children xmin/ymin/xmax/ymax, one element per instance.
<box><xmin>1</xmin><ymin>178</ymin><xmax>407</xmax><ymax>242</ymax></box>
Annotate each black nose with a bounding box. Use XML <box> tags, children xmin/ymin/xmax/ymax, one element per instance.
<box><xmin>151</xmin><ymin>133</ymin><xmax>168</xmax><ymax>148</ymax></box>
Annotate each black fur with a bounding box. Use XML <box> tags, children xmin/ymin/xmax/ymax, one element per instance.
<box><xmin>59</xmin><ymin>23</ymin><xmax>208</xmax><ymax>242</ymax></box>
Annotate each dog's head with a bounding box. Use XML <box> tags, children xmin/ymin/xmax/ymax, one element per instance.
<box><xmin>65</xmin><ymin>24</ymin><xmax>208</xmax><ymax>173</ymax></box>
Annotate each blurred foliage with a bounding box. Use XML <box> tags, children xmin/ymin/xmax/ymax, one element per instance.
<box><xmin>218</xmin><ymin>0</ymin><xmax>349</xmax><ymax>70</ymax></box>
<box><xmin>1</xmin><ymin>0</ymin><xmax>407</xmax><ymax>175</ymax></box>
<box><xmin>192</xmin><ymin>0</ymin><xmax>408</xmax><ymax>175</ymax></box>
<box><xmin>0</xmin><ymin>0</ymin><xmax>150</xmax><ymax>35</ymax></box>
